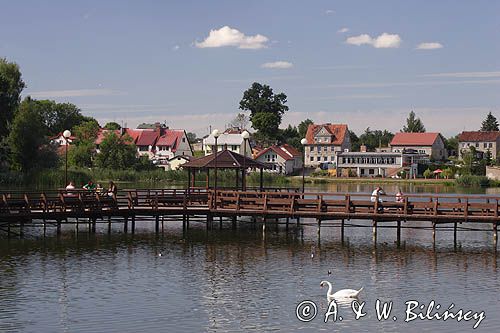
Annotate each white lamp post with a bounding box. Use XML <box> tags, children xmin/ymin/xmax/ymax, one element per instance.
<box><xmin>241</xmin><ymin>130</ymin><xmax>250</xmax><ymax>190</ymax></box>
<box><xmin>300</xmin><ymin>138</ymin><xmax>308</xmax><ymax>193</ymax></box>
<box><xmin>63</xmin><ymin>130</ymin><xmax>72</xmax><ymax>187</ymax></box>
<box><xmin>212</xmin><ymin>129</ymin><xmax>220</xmax><ymax>205</ymax></box>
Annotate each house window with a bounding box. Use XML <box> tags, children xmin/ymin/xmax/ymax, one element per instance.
<box><xmin>484</xmin><ymin>143</ymin><xmax>487</xmax><ymax>148</ymax></box>
<box><xmin>323</xmin><ymin>146</ymin><xmax>328</xmax><ymax>152</ymax></box>
<box><xmin>475</xmin><ymin>143</ymin><xmax>479</xmax><ymax>147</ymax></box>
<box><xmin>317</xmin><ymin>156</ymin><xmax>321</xmax><ymax>161</ymax></box>
<box><xmin>369</xmin><ymin>169</ymin><xmax>375</xmax><ymax>175</ymax></box>
<box><xmin>139</xmin><ymin>146</ymin><xmax>148</xmax><ymax>151</ymax></box>
<box><xmin>323</xmin><ymin>156</ymin><xmax>327</xmax><ymax>161</ymax></box>
<box><xmin>182</xmin><ymin>138</ymin><xmax>186</xmax><ymax>142</ymax></box>
<box><xmin>232</xmin><ymin>145</ymin><xmax>238</xmax><ymax>151</ymax></box>
<box><xmin>489</xmin><ymin>143</ymin><xmax>493</xmax><ymax>148</ymax></box>
<box><xmin>310</xmin><ymin>157</ymin><xmax>314</xmax><ymax>161</ymax></box>
<box><xmin>317</xmin><ymin>146</ymin><xmax>321</xmax><ymax>152</ymax></box>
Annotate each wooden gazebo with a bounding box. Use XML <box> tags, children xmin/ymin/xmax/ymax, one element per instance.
<box><xmin>182</xmin><ymin>150</ymin><xmax>270</xmax><ymax>192</ymax></box>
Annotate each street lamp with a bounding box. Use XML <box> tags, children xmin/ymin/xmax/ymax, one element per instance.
<box><xmin>241</xmin><ymin>130</ymin><xmax>250</xmax><ymax>191</ymax></box>
<box><xmin>212</xmin><ymin>129</ymin><xmax>220</xmax><ymax>207</ymax></box>
<box><xmin>63</xmin><ymin>130</ymin><xmax>72</xmax><ymax>187</ymax></box>
<box><xmin>300</xmin><ymin>138</ymin><xmax>308</xmax><ymax>193</ymax></box>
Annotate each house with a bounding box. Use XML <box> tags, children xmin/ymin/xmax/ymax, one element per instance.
<box><xmin>254</xmin><ymin>144</ymin><xmax>302</xmax><ymax>174</ymax></box>
<box><xmin>135</xmin><ymin>130</ymin><xmax>159</xmax><ymax>158</ymax></box>
<box><xmin>303</xmin><ymin>123</ymin><xmax>350</xmax><ymax>167</ymax></box>
<box><xmin>389</xmin><ymin>132</ymin><xmax>447</xmax><ymax>161</ymax></box>
<box><xmin>49</xmin><ymin>132</ymin><xmax>76</xmax><ymax>146</ymax></box>
<box><xmin>155</xmin><ymin>129</ymin><xmax>193</xmax><ymax>160</ymax></box>
<box><xmin>203</xmin><ymin>129</ymin><xmax>252</xmax><ymax>157</ymax></box>
<box><xmin>336</xmin><ymin>151</ymin><xmax>429</xmax><ymax>178</ymax></box>
<box><xmin>458</xmin><ymin>131</ymin><xmax>500</xmax><ymax>159</ymax></box>
<box><xmin>167</xmin><ymin>155</ymin><xmax>191</xmax><ymax>170</ymax></box>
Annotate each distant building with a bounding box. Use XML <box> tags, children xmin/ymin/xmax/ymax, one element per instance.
<box><xmin>336</xmin><ymin>151</ymin><xmax>429</xmax><ymax>178</ymax></box>
<box><xmin>203</xmin><ymin>129</ymin><xmax>252</xmax><ymax>157</ymax></box>
<box><xmin>458</xmin><ymin>131</ymin><xmax>500</xmax><ymax>159</ymax></box>
<box><xmin>389</xmin><ymin>132</ymin><xmax>447</xmax><ymax>161</ymax></box>
<box><xmin>303</xmin><ymin>123</ymin><xmax>351</xmax><ymax>167</ymax></box>
<box><xmin>49</xmin><ymin>132</ymin><xmax>76</xmax><ymax>146</ymax></box>
<box><xmin>254</xmin><ymin>144</ymin><xmax>302</xmax><ymax>174</ymax></box>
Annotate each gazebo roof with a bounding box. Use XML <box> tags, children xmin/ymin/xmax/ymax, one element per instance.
<box><xmin>183</xmin><ymin>150</ymin><xmax>270</xmax><ymax>169</ymax></box>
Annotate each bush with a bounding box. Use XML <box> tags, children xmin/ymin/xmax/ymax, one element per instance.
<box><xmin>456</xmin><ymin>175</ymin><xmax>490</xmax><ymax>187</ymax></box>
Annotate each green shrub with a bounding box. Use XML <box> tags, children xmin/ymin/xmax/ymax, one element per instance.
<box><xmin>456</xmin><ymin>175</ymin><xmax>490</xmax><ymax>187</ymax></box>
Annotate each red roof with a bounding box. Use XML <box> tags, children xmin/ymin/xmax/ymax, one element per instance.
<box><xmin>255</xmin><ymin>145</ymin><xmax>301</xmax><ymax>161</ymax></box>
<box><xmin>136</xmin><ymin>130</ymin><xmax>159</xmax><ymax>146</ymax></box>
<box><xmin>95</xmin><ymin>129</ymin><xmax>120</xmax><ymax>145</ymax></box>
<box><xmin>458</xmin><ymin>131</ymin><xmax>500</xmax><ymax>142</ymax></box>
<box><xmin>390</xmin><ymin>132</ymin><xmax>441</xmax><ymax>146</ymax></box>
<box><xmin>305</xmin><ymin>123</ymin><xmax>348</xmax><ymax>145</ymax></box>
<box><xmin>156</xmin><ymin>130</ymin><xmax>184</xmax><ymax>152</ymax></box>
<box><xmin>124</xmin><ymin>128</ymin><xmax>142</xmax><ymax>142</ymax></box>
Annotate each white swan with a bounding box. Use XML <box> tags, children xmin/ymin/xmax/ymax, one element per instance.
<box><xmin>320</xmin><ymin>280</ymin><xmax>363</xmax><ymax>300</ymax></box>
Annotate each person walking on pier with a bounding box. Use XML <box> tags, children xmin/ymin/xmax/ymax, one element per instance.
<box><xmin>371</xmin><ymin>186</ymin><xmax>386</xmax><ymax>212</ymax></box>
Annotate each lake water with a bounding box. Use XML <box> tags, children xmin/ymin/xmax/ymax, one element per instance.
<box><xmin>1</xmin><ymin>211</ymin><xmax>499</xmax><ymax>332</ymax></box>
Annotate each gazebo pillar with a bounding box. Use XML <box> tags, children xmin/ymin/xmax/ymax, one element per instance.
<box><xmin>235</xmin><ymin>169</ymin><xmax>239</xmax><ymax>190</ymax></box>
<box><xmin>206</xmin><ymin>168</ymin><xmax>210</xmax><ymax>190</ymax></box>
<box><xmin>259</xmin><ymin>167</ymin><xmax>264</xmax><ymax>191</ymax></box>
<box><xmin>187</xmin><ymin>168</ymin><xmax>191</xmax><ymax>194</ymax></box>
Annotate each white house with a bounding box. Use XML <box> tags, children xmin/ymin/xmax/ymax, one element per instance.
<box><xmin>155</xmin><ymin>129</ymin><xmax>193</xmax><ymax>160</ymax></box>
<box><xmin>203</xmin><ymin>132</ymin><xmax>252</xmax><ymax>157</ymax></box>
<box><xmin>303</xmin><ymin>123</ymin><xmax>351</xmax><ymax>167</ymax></box>
<box><xmin>254</xmin><ymin>144</ymin><xmax>302</xmax><ymax>174</ymax></box>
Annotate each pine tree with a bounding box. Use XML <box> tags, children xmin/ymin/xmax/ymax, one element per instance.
<box><xmin>480</xmin><ymin>112</ymin><xmax>499</xmax><ymax>131</ymax></box>
<box><xmin>402</xmin><ymin>111</ymin><xmax>426</xmax><ymax>133</ymax></box>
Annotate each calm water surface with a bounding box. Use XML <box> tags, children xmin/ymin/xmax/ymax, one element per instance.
<box><xmin>1</xmin><ymin>215</ymin><xmax>499</xmax><ymax>332</ymax></box>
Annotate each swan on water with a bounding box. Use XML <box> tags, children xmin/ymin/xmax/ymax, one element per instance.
<box><xmin>320</xmin><ymin>280</ymin><xmax>363</xmax><ymax>299</ymax></box>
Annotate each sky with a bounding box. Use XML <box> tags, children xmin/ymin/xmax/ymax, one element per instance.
<box><xmin>1</xmin><ymin>0</ymin><xmax>499</xmax><ymax>137</ymax></box>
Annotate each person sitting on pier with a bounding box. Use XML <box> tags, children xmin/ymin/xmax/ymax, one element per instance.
<box><xmin>96</xmin><ymin>183</ymin><xmax>104</xmax><ymax>193</ymax></box>
<box><xmin>396</xmin><ymin>189</ymin><xmax>404</xmax><ymax>203</ymax></box>
<box><xmin>107</xmin><ymin>181</ymin><xmax>117</xmax><ymax>197</ymax></box>
<box><xmin>371</xmin><ymin>186</ymin><xmax>386</xmax><ymax>211</ymax></box>
<box><xmin>65</xmin><ymin>181</ymin><xmax>76</xmax><ymax>196</ymax></box>
<box><xmin>83</xmin><ymin>180</ymin><xmax>96</xmax><ymax>191</ymax></box>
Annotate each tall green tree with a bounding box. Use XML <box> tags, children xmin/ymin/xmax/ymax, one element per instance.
<box><xmin>239</xmin><ymin>82</ymin><xmax>289</xmax><ymax>142</ymax></box>
<box><xmin>480</xmin><ymin>112</ymin><xmax>499</xmax><ymax>131</ymax></box>
<box><xmin>68</xmin><ymin>141</ymin><xmax>95</xmax><ymax>168</ymax></box>
<box><xmin>95</xmin><ymin>133</ymin><xmax>137</xmax><ymax>169</ymax></box>
<box><xmin>7</xmin><ymin>99</ymin><xmax>46</xmax><ymax>171</ymax></box>
<box><xmin>103</xmin><ymin>122</ymin><xmax>121</xmax><ymax>130</ymax></box>
<box><xmin>0</xmin><ymin>58</ymin><xmax>25</xmax><ymax>139</ymax></box>
<box><xmin>402</xmin><ymin>111</ymin><xmax>426</xmax><ymax>133</ymax></box>
<box><xmin>186</xmin><ymin>132</ymin><xmax>197</xmax><ymax>143</ymax></box>
<box><xmin>298</xmin><ymin>119</ymin><xmax>313</xmax><ymax>138</ymax></box>
<box><xmin>73</xmin><ymin>119</ymin><xmax>100</xmax><ymax>142</ymax></box>
<box><xmin>349</xmin><ymin>130</ymin><xmax>360</xmax><ymax>151</ymax></box>
<box><xmin>358</xmin><ymin>128</ymin><xmax>394</xmax><ymax>151</ymax></box>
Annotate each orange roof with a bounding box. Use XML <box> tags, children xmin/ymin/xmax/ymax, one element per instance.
<box><xmin>156</xmin><ymin>129</ymin><xmax>184</xmax><ymax>152</ymax></box>
<box><xmin>305</xmin><ymin>123</ymin><xmax>348</xmax><ymax>145</ymax></box>
<box><xmin>458</xmin><ymin>131</ymin><xmax>500</xmax><ymax>142</ymax></box>
<box><xmin>390</xmin><ymin>132</ymin><xmax>442</xmax><ymax>146</ymax></box>
<box><xmin>136</xmin><ymin>130</ymin><xmax>159</xmax><ymax>146</ymax></box>
<box><xmin>123</xmin><ymin>128</ymin><xmax>142</xmax><ymax>142</ymax></box>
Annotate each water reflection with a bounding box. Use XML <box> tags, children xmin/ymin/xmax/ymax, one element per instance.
<box><xmin>1</xmin><ymin>223</ymin><xmax>499</xmax><ymax>332</ymax></box>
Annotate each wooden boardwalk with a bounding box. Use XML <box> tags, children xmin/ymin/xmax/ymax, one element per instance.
<box><xmin>1</xmin><ymin>188</ymin><xmax>499</xmax><ymax>246</ymax></box>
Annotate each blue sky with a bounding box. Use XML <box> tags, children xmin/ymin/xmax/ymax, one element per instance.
<box><xmin>1</xmin><ymin>0</ymin><xmax>499</xmax><ymax>137</ymax></box>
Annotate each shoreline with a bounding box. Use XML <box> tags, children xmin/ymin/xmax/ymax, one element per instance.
<box><xmin>290</xmin><ymin>176</ymin><xmax>456</xmax><ymax>186</ymax></box>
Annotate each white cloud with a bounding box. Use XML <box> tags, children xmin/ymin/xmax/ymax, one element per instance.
<box><xmin>172</xmin><ymin>45</ymin><xmax>180</xmax><ymax>51</ymax></box>
<box><xmin>195</xmin><ymin>26</ymin><xmax>269</xmax><ymax>49</ymax></box>
<box><xmin>346</xmin><ymin>34</ymin><xmax>373</xmax><ymax>46</ymax></box>
<box><xmin>421</xmin><ymin>71</ymin><xmax>500</xmax><ymax>78</ymax></box>
<box><xmin>346</xmin><ymin>33</ymin><xmax>401</xmax><ymax>48</ymax></box>
<box><xmin>325</xmin><ymin>79</ymin><xmax>500</xmax><ymax>89</ymax></box>
<box><xmin>416</xmin><ymin>42</ymin><xmax>443</xmax><ymax>50</ymax></box>
<box><xmin>261</xmin><ymin>61</ymin><xmax>293</xmax><ymax>69</ymax></box>
<box><xmin>325</xmin><ymin>9</ymin><xmax>335</xmax><ymax>15</ymax></box>
<box><xmin>26</xmin><ymin>89</ymin><xmax>122</xmax><ymax>98</ymax></box>
<box><xmin>337</xmin><ymin>27</ymin><xmax>349</xmax><ymax>33</ymax></box>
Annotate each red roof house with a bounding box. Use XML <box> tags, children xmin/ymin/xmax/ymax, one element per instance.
<box><xmin>390</xmin><ymin>132</ymin><xmax>447</xmax><ymax>160</ymax></box>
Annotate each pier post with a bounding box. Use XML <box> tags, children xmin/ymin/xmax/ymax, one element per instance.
<box><xmin>155</xmin><ymin>215</ymin><xmax>160</xmax><ymax>234</ymax></box>
<box><xmin>124</xmin><ymin>218</ymin><xmax>128</xmax><ymax>233</ymax></box>
<box><xmin>285</xmin><ymin>217</ymin><xmax>289</xmax><ymax>231</ymax></box>
<box><xmin>108</xmin><ymin>216</ymin><xmax>112</xmax><ymax>234</ymax></box>
<box><xmin>20</xmin><ymin>221</ymin><xmax>24</xmax><ymax>238</ymax></box>
<box><xmin>88</xmin><ymin>218</ymin><xmax>92</xmax><ymax>234</ymax></box>
<box><xmin>317</xmin><ymin>219</ymin><xmax>321</xmax><ymax>236</ymax></box>
<box><xmin>296</xmin><ymin>217</ymin><xmax>300</xmax><ymax>226</ymax></box>
<box><xmin>92</xmin><ymin>218</ymin><xmax>96</xmax><ymax>233</ymax></box>
<box><xmin>207</xmin><ymin>214</ymin><xmax>213</xmax><ymax>230</ymax></box>
<box><xmin>432</xmin><ymin>222</ymin><xmax>436</xmax><ymax>245</ymax></box>
<box><xmin>372</xmin><ymin>219</ymin><xmax>377</xmax><ymax>243</ymax></box>
<box><xmin>453</xmin><ymin>222</ymin><xmax>458</xmax><ymax>249</ymax></box>
<box><xmin>186</xmin><ymin>215</ymin><xmax>189</xmax><ymax>230</ymax></box>
<box><xmin>182</xmin><ymin>214</ymin><xmax>186</xmax><ymax>231</ymax></box>
<box><xmin>219</xmin><ymin>216</ymin><xmax>223</xmax><ymax>229</ymax></box>
<box><xmin>131</xmin><ymin>216</ymin><xmax>135</xmax><ymax>233</ymax></box>
<box><xmin>75</xmin><ymin>218</ymin><xmax>78</xmax><ymax>234</ymax></box>
<box><xmin>494</xmin><ymin>223</ymin><xmax>498</xmax><ymax>249</ymax></box>
<box><xmin>231</xmin><ymin>216</ymin><xmax>237</xmax><ymax>230</ymax></box>
<box><xmin>57</xmin><ymin>220</ymin><xmax>61</xmax><ymax>236</ymax></box>
<box><xmin>397</xmin><ymin>220</ymin><xmax>401</xmax><ymax>247</ymax></box>
<box><xmin>341</xmin><ymin>219</ymin><xmax>345</xmax><ymax>243</ymax></box>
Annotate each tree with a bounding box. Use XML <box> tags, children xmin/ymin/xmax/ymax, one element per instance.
<box><xmin>0</xmin><ymin>58</ymin><xmax>25</xmax><ymax>139</ymax></box>
<box><xmin>73</xmin><ymin>120</ymin><xmax>100</xmax><ymax>142</ymax></box>
<box><xmin>279</xmin><ymin>124</ymin><xmax>301</xmax><ymax>150</ymax></box>
<box><xmin>68</xmin><ymin>141</ymin><xmax>94</xmax><ymax>168</ymax></box>
<box><xmin>229</xmin><ymin>113</ymin><xmax>249</xmax><ymax>130</ymax></box>
<box><xmin>95</xmin><ymin>133</ymin><xmax>137</xmax><ymax>169</ymax></box>
<box><xmin>444</xmin><ymin>135</ymin><xmax>459</xmax><ymax>156</ymax></box>
<box><xmin>186</xmin><ymin>132</ymin><xmax>197</xmax><ymax>143</ymax></box>
<box><xmin>349</xmin><ymin>130</ymin><xmax>360</xmax><ymax>151</ymax></box>
<box><xmin>7</xmin><ymin>99</ymin><xmax>46</xmax><ymax>171</ymax></box>
<box><xmin>239</xmin><ymin>82</ymin><xmax>289</xmax><ymax>141</ymax></box>
<box><xmin>480</xmin><ymin>112</ymin><xmax>499</xmax><ymax>131</ymax></box>
<box><xmin>423</xmin><ymin>168</ymin><xmax>432</xmax><ymax>179</ymax></box>
<box><xmin>298</xmin><ymin>119</ymin><xmax>313</xmax><ymax>138</ymax></box>
<box><xmin>358</xmin><ymin>128</ymin><xmax>394</xmax><ymax>151</ymax></box>
<box><xmin>104</xmin><ymin>122</ymin><xmax>121</xmax><ymax>130</ymax></box>
<box><xmin>442</xmin><ymin>168</ymin><xmax>454</xmax><ymax>179</ymax></box>
<box><xmin>402</xmin><ymin>111</ymin><xmax>426</xmax><ymax>133</ymax></box>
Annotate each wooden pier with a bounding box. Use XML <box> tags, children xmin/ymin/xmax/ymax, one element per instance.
<box><xmin>1</xmin><ymin>188</ymin><xmax>498</xmax><ymax>247</ymax></box>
